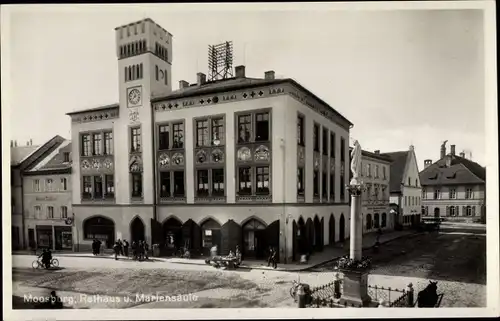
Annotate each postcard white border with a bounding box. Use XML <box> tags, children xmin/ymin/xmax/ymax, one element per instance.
<box><xmin>2</xmin><ymin>1</ymin><xmax>498</xmax><ymax>320</ymax></box>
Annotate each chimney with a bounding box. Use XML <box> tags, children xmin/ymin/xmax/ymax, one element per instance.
<box><xmin>445</xmin><ymin>156</ymin><xmax>452</xmax><ymax>167</ymax></box>
<box><xmin>10</xmin><ymin>140</ymin><xmax>13</xmax><ymax>147</ymax></box>
<box><xmin>264</xmin><ymin>70</ymin><xmax>275</xmax><ymax>80</ymax></box>
<box><xmin>197</xmin><ymin>72</ymin><xmax>206</xmax><ymax>86</ymax></box>
<box><xmin>235</xmin><ymin>65</ymin><xmax>246</xmax><ymax>78</ymax></box>
<box><xmin>14</xmin><ymin>140</ymin><xmax>17</xmax><ymax>147</ymax></box>
<box><xmin>460</xmin><ymin>151</ymin><xmax>465</xmax><ymax>158</ymax></box>
<box><xmin>440</xmin><ymin>144</ymin><xmax>446</xmax><ymax>159</ymax></box>
<box><xmin>450</xmin><ymin>145</ymin><xmax>456</xmax><ymax>156</ymax></box>
<box><xmin>30</xmin><ymin>139</ymin><xmax>33</xmax><ymax>146</ymax></box>
<box><xmin>409</xmin><ymin>144</ymin><xmax>414</xmax><ymax>151</ymax></box>
<box><xmin>424</xmin><ymin>159</ymin><xmax>432</xmax><ymax>169</ymax></box>
<box><xmin>374</xmin><ymin>150</ymin><xmax>380</xmax><ymax>154</ymax></box>
<box><xmin>179</xmin><ymin>80</ymin><xmax>189</xmax><ymax>89</ymax></box>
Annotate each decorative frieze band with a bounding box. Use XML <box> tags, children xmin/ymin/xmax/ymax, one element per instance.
<box><xmin>71</xmin><ymin>109</ymin><xmax>119</xmax><ymax>123</ymax></box>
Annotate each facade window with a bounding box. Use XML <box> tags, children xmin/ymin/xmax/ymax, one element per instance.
<box><xmin>196</xmin><ymin>120</ymin><xmax>210</xmax><ymax>147</ymax></box>
<box><xmin>322</xmin><ymin>128</ymin><xmax>328</xmax><ymax>156</ymax></box>
<box><xmin>237</xmin><ymin>114</ymin><xmax>252</xmax><ymax>143</ymax></box>
<box><xmin>374</xmin><ymin>186</ymin><xmax>379</xmax><ymax>200</ymax></box>
<box><xmin>81</xmin><ymin>134</ymin><xmax>91</xmax><ymax>156</ymax></box>
<box><xmin>46</xmin><ymin>179</ymin><xmax>54</xmax><ymax>192</ymax></box>
<box><xmin>156</xmin><ymin>65</ymin><xmax>159</xmax><ymax>81</ymax></box>
<box><xmin>297</xmin><ymin>168</ymin><xmax>305</xmax><ymax>196</ymax></box>
<box><xmin>82</xmin><ymin>176</ymin><xmax>92</xmax><ymax>199</ymax></box>
<box><xmin>329</xmin><ymin>173</ymin><xmax>334</xmax><ymax>201</ymax></box>
<box><xmin>313</xmin><ymin>124</ymin><xmax>320</xmax><ymax>152</ymax></box>
<box><xmin>313</xmin><ymin>170</ymin><xmax>319</xmax><ymax>197</ymax></box>
<box><xmin>449</xmin><ymin>189</ymin><xmax>456</xmax><ymax>199</ymax></box>
<box><xmin>34</xmin><ymin>205</ymin><xmax>41</xmax><ymax>218</ymax></box>
<box><xmin>160</xmin><ymin>171</ymin><xmax>171</xmax><ymax>197</ymax></box>
<box><xmin>465</xmin><ymin>188</ymin><xmax>473</xmax><ymax>199</ymax></box>
<box><xmin>34</xmin><ymin>179</ymin><xmax>40</xmax><ymax>192</ymax></box>
<box><xmin>408</xmin><ymin>177</ymin><xmax>411</xmax><ymax>186</ymax></box>
<box><xmin>105</xmin><ymin>175</ymin><xmax>114</xmax><ymax>198</ymax></box>
<box><xmin>330</xmin><ymin>132</ymin><xmax>335</xmax><ymax>158</ymax></box>
<box><xmin>212</xmin><ymin>118</ymin><xmax>225</xmax><ymax>145</ymax></box>
<box><xmin>92</xmin><ymin>133</ymin><xmax>102</xmax><ymax>156</ymax></box>
<box><xmin>173</xmin><ymin>171</ymin><xmax>185</xmax><ymax>197</ymax></box>
<box><xmin>375</xmin><ymin>165</ymin><xmax>379</xmax><ymax>178</ymax></box>
<box><xmin>466</xmin><ymin>206</ymin><xmax>473</xmax><ymax>216</ymax></box>
<box><xmin>63</xmin><ymin>152</ymin><xmax>70</xmax><ymax>163</ymax></box>
<box><xmin>94</xmin><ymin>176</ymin><xmax>103</xmax><ymax>199</ymax></box>
<box><xmin>383</xmin><ymin>166</ymin><xmax>386</xmax><ymax>179</ymax></box>
<box><xmin>61</xmin><ymin>178</ymin><xmax>67</xmax><ymax>191</ymax></box>
<box><xmin>212</xmin><ymin>169</ymin><xmax>225</xmax><ymax>196</ymax></box>
<box><xmin>340</xmin><ymin>166</ymin><xmax>345</xmax><ymax>200</ymax></box>
<box><xmin>367</xmin><ymin>164</ymin><xmax>371</xmax><ymax>177</ymax></box>
<box><xmin>238</xmin><ymin>167</ymin><xmax>252</xmax><ymax>195</ymax></box>
<box><xmin>131</xmin><ymin>173</ymin><xmax>143</xmax><ymax>197</ymax></box>
<box><xmin>130</xmin><ymin>127</ymin><xmax>141</xmax><ymax>152</ymax></box>
<box><xmin>322</xmin><ymin>172</ymin><xmax>327</xmax><ymax>198</ymax></box>
<box><xmin>404</xmin><ymin>196</ymin><xmax>407</xmax><ymax>206</ymax></box>
<box><xmin>47</xmin><ymin>206</ymin><xmax>54</xmax><ymax>219</ymax></box>
<box><xmin>172</xmin><ymin>123</ymin><xmax>184</xmax><ymax>148</ymax></box>
<box><xmin>340</xmin><ymin>138</ymin><xmax>345</xmax><ymax>162</ymax></box>
<box><xmin>297</xmin><ymin>115</ymin><xmax>304</xmax><ymax>146</ymax></box>
<box><xmin>159</xmin><ymin>124</ymin><xmax>170</xmax><ymax>150</ymax></box>
<box><xmin>61</xmin><ymin>206</ymin><xmax>68</xmax><ymax>219</ymax></box>
<box><xmin>164</xmin><ymin>69</ymin><xmax>168</xmax><ymax>85</ymax></box>
<box><xmin>256</xmin><ymin>167</ymin><xmax>270</xmax><ymax>194</ymax></box>
<box><xmin>255</xmin><ymin>112</ymin><xmax>270</xmax><ymax>141</ymax></box>
<box><xmin>104</xmin><ymin>132</ymin><xmax>113</xmax><ymax>155</ymax></box>
<box><xmin>196</xmin><ymin>169</ymin><xmax>209</xmax><ymax>196</ymax></box>
<box><xmin>422</xmin><ymin>188</ymin><xmax>426</xmax><ymax>199</ymax></box>
<box><xmin>434</xmin><ymin>189</ymin><xmax>441</xmax><ymax>200</ymax></box>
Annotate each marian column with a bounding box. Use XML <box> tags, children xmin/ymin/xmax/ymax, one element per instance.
<box><xmin>348</xmin><ymin>140</ymin><xmax>363</xmax><ymax>261</ymax></box>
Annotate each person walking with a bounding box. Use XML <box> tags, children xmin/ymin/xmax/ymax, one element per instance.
<box><xmin>96</xmin><ymin>239</ymin><xmax>102</xmax><ymax>255</ymax></box>
<box><xmin>143</xmin><ymin>241</ymin><xmax>149</xmax><ymax>260</ymax></box>
<box><xmin>123</xmin><ymin>240</ymin><xmax>129</xmax><ymax>257</ymax></box>
<box><xmin>270</xmin><ymin>247</ymin><xmax>278</xmax><ymax>269</ymax></box>
<box><xmin>131</xmin><ymin>241</ymin><xmax>137</xmax><ymax>260</ymax></box>
<box><xmin>117</xmin><ymin>239</ymin><xmax>124</xmax><ymax>256</ymax></box>
<box><xmin>267</xmin><ymin>246</ymin><xmax>273</xmax><ymax>267</ymax></box>
<box><xmin>113</xmin><ymin>241</ymin><xmax>120</xmax><ymax>260</ymax></box>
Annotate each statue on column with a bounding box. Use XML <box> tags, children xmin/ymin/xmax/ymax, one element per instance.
<box><xmin>350</xmin><ymin>140</ymin><xmax>363</xmax><ymax>185</ymax></box>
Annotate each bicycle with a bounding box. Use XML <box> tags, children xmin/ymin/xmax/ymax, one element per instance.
<box><xmin>32</xmin><ymin>258</ymin><xmax>59</xmax><ymax>269</ymax></box>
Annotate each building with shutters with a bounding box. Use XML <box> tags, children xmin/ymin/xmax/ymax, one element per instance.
<box><xmin>23</xmin><ymin>139</ymin><xmax>73</xmax><ymax>251</ymax></box>
<box><xmin>67</xmin><ymin>18</ymin><xmax>353</xmax><ymax>262</ymax></box>
<box><xmin>419</xmin><ymin>142</ymin><xmax>486</xmax><ymax>223</ymax></box>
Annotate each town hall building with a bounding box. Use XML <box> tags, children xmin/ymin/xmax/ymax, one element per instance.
<box><xmin>67</xmin><ymin>18</ymin><xmax>353</xmax><ymax>262</ymax></box>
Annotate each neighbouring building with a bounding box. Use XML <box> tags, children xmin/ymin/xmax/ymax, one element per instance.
<box><xmin>352</xmin><ymin>149</ymin><xmax>393</xmax><ymax>233</ymax></box>
<box><xmin>419</xmin><ymin>142</ymin><xmax>486</xmax><ymax>223</ymax></box>
<box><xmin>381</xmin><ymin>145</ymin><xmax>422</xmax><ymax>227</ymax></box>
<box><xmin>67</xmin><ymin>18</ymin><xmax>353</xmax><ymax>262</ymax></box>
<box><xmin>23</xmin><ymin>139</ymin><xmax>73</xmax><ymax>250</ymax></box>
<box><xmin>10</xmin><ymin>136</ymin><xmax>66</xmax><ymax>250</ymax></box>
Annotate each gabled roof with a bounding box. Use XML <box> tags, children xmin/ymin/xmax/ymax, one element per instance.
<box><xmin>11</xmin><ymin>145</ymin><xmax>41</xmax><ymax>165</ymax></box>
<box><xmin>419</xmin><ymin>154</ymin><xmax>486</xmax><ymax>186</ymax></box>
<box><xmin>349</xmin><ymin>147</ymin><xmax>393</xmax><ymax>163</ymax></box>
<box><xmin>11</xmin><ymin>135</ymin><xmax>66</xmax><ymax>171</ymax></box>
<box><xmin>27</xmin><ymin>140</ymin><xmax>72</xmax><ymax>174</ymax></box>
<box><xmin>380</xmin><ymin>151</ymin><xmax>410</xmax><ymax>193</ymax></box>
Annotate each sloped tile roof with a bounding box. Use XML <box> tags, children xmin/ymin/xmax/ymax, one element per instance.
<box><xmin>380</xmin><ymin>151</ymin><xmax>409</xmax><ymax>193</ymax></box>
<box><xmin>29</xmin><ymin>140</ymin><xmax>72</xmax><ymax>173</ymax></box>
<box><xmin>419</xmin><ymin>155</ymin><xmax>485</xmax><ymax>186</ymax></box>
<box><xmin>11</xmin><ymin>145</ymin><xmax>41</xmax><ymax>165</ymax></box>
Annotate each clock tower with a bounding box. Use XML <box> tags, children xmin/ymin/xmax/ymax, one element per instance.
<box><xmin>114</xmin><ymin>18</ymin><xmax>173</xmax><ymax>205</ymax></box>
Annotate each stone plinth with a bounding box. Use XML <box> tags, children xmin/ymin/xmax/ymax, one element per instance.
<box><xmin>339</xmin><ymin>268</ymin><xmax>372</xmax><ymax>307</ymax></box>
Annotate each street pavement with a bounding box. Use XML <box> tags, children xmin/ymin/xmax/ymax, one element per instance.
<box><xmin>11</xmin><ymin>224</ymin><xmax>486</xmax><ymax>308</ymax></box>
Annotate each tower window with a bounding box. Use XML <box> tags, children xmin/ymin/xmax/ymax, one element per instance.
<box><xmin>128</xmin><ymin>66</ymin><xmax>132</xmax><ymax>81</ymax></box>
<box><xmin>155</xmin><ymin>65</ymin><xmax>159</xmax><ymax>81</ymax></box>
<box><xmin>164</xmin><ymin>69</ymin><xmax>168</xmax><ymax>85</ymax></box>
<box><xmin>139</xmin><ymin>64</ymin><xmax>143</xmax><ymax>79</ymax></box>
<box><xmin>132</xmin><ymin>65</ymin><xmax>136</xmax><ymax>80</ymax></box>
<box><xmin>142</xmin><ymin>40</ymin><xmax>146</xmax><ymax>51</ymax></box>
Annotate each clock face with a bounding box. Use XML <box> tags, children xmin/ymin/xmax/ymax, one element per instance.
<box><xmin>128</xmin><ymin>88</ymin><xmax>141</xmax><ymax>105</ymax></box>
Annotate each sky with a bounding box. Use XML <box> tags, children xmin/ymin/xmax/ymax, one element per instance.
<box><xmin>4</xmin><ymin>4</ymin><xmax>486</xmax><ymax>170</ymax></box>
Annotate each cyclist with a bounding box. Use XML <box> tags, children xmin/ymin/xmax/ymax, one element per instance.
<box><xmin>38</xmin><ymin>248</ymin><xmax>53</xmax><ymax>269</ymax></box>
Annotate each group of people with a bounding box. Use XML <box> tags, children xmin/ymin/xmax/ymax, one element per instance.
<box><xmin>112</xmin><ymin>239</ymin><xmax>149</xmax><ymax>261</ymax></box>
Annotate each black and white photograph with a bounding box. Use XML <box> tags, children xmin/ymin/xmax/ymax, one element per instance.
<box><xmin>2</xmin><ymin>1</ymin><xmax>498</xmax><ymax>319</ymax></box>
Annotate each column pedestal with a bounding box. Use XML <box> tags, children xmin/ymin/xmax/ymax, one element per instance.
<box><xmin>339</xmin><ymin>269</ymin><xmax>371</xmax><ymax>307</ymax></box>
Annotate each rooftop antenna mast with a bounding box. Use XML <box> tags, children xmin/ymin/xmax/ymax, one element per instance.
<box><xmin>208</xmin><ymin>41</ymin><xmax>234</xmax><ymax>81</ymax></box>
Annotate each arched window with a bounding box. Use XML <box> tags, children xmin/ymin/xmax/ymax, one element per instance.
<box><xmin>128</xmin><ymin>67</ymin><xmax>132</xmax><ymax>82</ymax></box>
<box><xmin>165</xmin><ymin>48</ymin><xmax>168</xmax><ymax>61</ymax></box>
<box><xmin>139</xmin><ymin>64</ymin><xmax>143</xmax><ymax>79</ymax></box>
<box><xmin>381</xmin><ymin>213</ymin><xmax>387</xmax><ymax>228</ymax></box>
<box><xmin>366</xmin><ymin>214</ymin><xmax>372</xmax><ymax>230</ymax></box>
<box><xmin>374</xmin><ymin>213</ymin><xmax>380</xmax><ymax>228</ymax></box>
<box><xmin>136</xmin><ymin>64</ymin><xmax>140</xmax><ymax>79</ymax></box>
<box><xmin>142</xmin><ymin>40</ymin><xmax>146</xmax><ymax>51</ymax></box>
<box><xmin>127</xmin><ymin>44</ymin><xmax>131</xmax><ymax>56</ymax></box>
<box><xmin>132</xmin><ymin>65</ymin><xmax>136</xmax><ymax>80</ymax></box>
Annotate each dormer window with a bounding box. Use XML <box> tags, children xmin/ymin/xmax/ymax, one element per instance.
<box><xmin>63</xmin><ymin>152</ymin><xmax>70</xmax><ymax>163</ymax></box>
<box><xmin>446</xmin><ymin>172</ymin><xmax>457</xmax><ymax>179</ymax></box>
